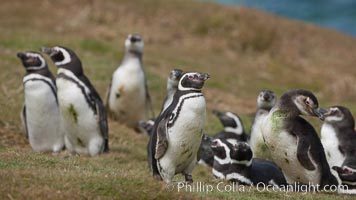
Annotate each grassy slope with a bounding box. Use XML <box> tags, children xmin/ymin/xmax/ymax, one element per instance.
<box><xmin>0</xmin><ymin>0</ymin><xmax>356</xmax><ymax>199</ymax></box>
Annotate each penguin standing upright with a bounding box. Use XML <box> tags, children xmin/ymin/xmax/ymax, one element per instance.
<box><xmin>41</xmin><ymin>46</ymin><xmax>109</xmax><ymax>156</ymax></box>
<box><xmin>106</xmin><ymin>34</ymin><xmax>154</xmax><ymax>129</ymax></box>
<box><xmin>160</xmin><ymin>69</ymin><xmax>183</xmax><ymax>113</ymax></box>
<box><xmin>321</xmin><ymin>106</ymin><xmax>356</xmax><ymax>193</ymax></box>
<box><xmin>148</xmin><ymin>72</ymin><xmax>209</xmax><ymax>183</ymax></box>
<box><xmin>261</xmin><ymin>89</ymin><xmax>338</xmax><ymax>187</ymax></box>
<box><xmin>17</xmin><ymin>51</ymin><xmax>64</xmax><ymax>153</ymax></box>
<box><xmin>250</xmin><ymin>89</ymin><xmax>276</xmax><ymax>159</ymax></box>
<box><xmin>321</xmin><ymin>106</ymin><xmax>356</xmax><ymax>168</ymax></box>
<box><xmin>213</xmin><ymin>110</ymin><xmax>248</xmax><ymax>143</ymax></box>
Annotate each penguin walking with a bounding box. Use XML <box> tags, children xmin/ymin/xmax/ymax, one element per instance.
<box><xmin>213</xmin><ymin>110</ymin><xmax>248</xmax><ymax>143</ymax></box>
<box><xmin>261</xmin><ymin>89</ymin><xmax>338</xmax><ymax>187</ymax></box>
<box><xmin>249</xmin><ymin>89</ymin><xmax>276</xmax><ymax>159</ymax></box>
<box><xmin>41</xmin><ymin>46</ymin><xmax>109</xmax><ymax>156</ymax></box>
<box><xmin>227</xmin><ymin>141</ymin><xmax>287</xmax><ymax>186</ymax></box>
<box><xmin>160</xmin><ymin>68</ymin><xmax>183</xmax><ymax>113</ymax></box>
<box><xmin>148</xmin><ymin>72</ymin><xmax>209</xmax><ymax>183</ymax></box>
<box><xmin>17</xmin><ymin>51</ymin><xmax>64</xmax><ymax>153</ymax></box>
<box><xmin>106</xmin><ymin>34</ymin><xmax>154</xmax><ymax>129</ymax></box>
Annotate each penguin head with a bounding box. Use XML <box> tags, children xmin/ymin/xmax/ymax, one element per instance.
<box><xmin>257</xmin><ymin>89</ymin><xmax>277</xmax><ymax>110</ymax></box>
<box><xmin>17</xmin><ymin>51</ymin><xmax>47</xmax><ymax>72</ymax></box>
<box><xmin>324</xmin><ymin>106</ymin><xmax>355</xmax><ymax>127</ymax></box>
<box><xmin>280</xmin><ymin>89</ymin><xmax>325</xmax><ymax>120</ymax></box>
<box><xmin>178</xmin><ymin>72</ymin><xmax>210</xmax><ymax>91</ymax></box>
<box><xmin>211</xmin><ymin>138</ymin><xmax>230</xmax><ymax>160</ymax></box>
<box><xmin>137</xmin><ymin>119</ymin><xmax>155</xmax><ymax>136</ymax></box>
<box><xmin>230</xmin><ymin>142</ymin><xmax>253</xmax><ymax>165</ymax></box>
<box><xmin>167</xmin><ymin>68</ymin><xmax>183</xmax><ymax>89</ymax></box>
<box><xmin>40</xmin><ymin>46</ymin><xmax>83</xmax><ymax>75</ymax></box>
<box><xmin>213</xmin><ymin>110</ymin><xmax>244</xmax><ymax>135</ymax></box>
<box><xmin>125</xmin><ymin>34</ymin><xmax>144</xmax><ymax>54</ymax></box>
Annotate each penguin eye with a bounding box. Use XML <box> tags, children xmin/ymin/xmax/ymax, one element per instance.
<box><xmin>188</xmin><ymin>75</ymin><xmax>194</xmax><ymax>80</ymax></box>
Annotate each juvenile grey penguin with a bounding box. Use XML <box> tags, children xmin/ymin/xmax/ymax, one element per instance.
<box><xmin>17</xmin><ymin>51</ymin><xmax>64</xmax><ymax>153</ymax></box>
<box><xmin>321</xmin><ymin>106</ymin><xmax>356</xmax><ymax>169</ymax></box>
<box><xmin>261</xmin><ymin>89</ymin><xmax>338</xmax><ymax>188</ymax></box>
<box><xmin>106</xmin><ymin>34</ymin><xmax>154</xmax><ymax>129</ymax></box>
<box><xmin>41</xmin><ymin>46</ymin><xmax>109</xmax><ymax>156</ymax></box>
<box><xmin>160</xmin><ymin>69</ymin><xmax>184</xmax><ymax>113</ymax></box>
<box><xmin>250</xmin><ymin>89</ymin><xmax>277</xmax><ymax>159</ymax></box>
<box><xmin>213</xmin><ymin>110</ymin><xmax>248</xmax><ymax>143</ymax></box>
<box><xmin>148</xmin><ymin>72</ymin><xmax>209</xmax><ymax>183</ymax></box>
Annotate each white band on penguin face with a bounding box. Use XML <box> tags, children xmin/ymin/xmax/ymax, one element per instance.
<box><xmin>224</xmin><ymin>112</ymin><xmax>243</xmax><ymax>135</ymax></box>
<box><xmin>178</xmin><ymin>72</ymin><xmax>201</xmax><ymax>91</ymax></box>
<box><xmin>25</xmin><ymin>52</ymin><xmax>46</xmax><ymax>70</ymax></box>
<box><xmin>54</xmin><ymin>47</ymin><xmax>71</xmax><ymax>66</ymax></box>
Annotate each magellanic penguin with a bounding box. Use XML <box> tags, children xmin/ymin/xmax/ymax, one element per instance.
<box><xmin>41</xmin><ymin>46</ymin><xmax>109</xmax><ymax>156</ymax></box>
<box><xmin>148</xmin><ymin>72</ymin><xmax>209</xmax><ymax>183</ymax></box>
<box><xmin>213</xmin><ymin>110</ymin><xmax>248</xmax><ymax>143</ymax></box>
<box><xmin>321</xmin><ymin>106</ymin><xmax>356</xmax><ymax>169</ymax></box>
<box><xmin>227</xmin><ymin>141</ymin><xmax>287</xmax><ymax>186</ymax></box>
<box><xmin>17</xmin><ymin>51</ymin><xmax>64</xmax><ymax>153</ymax></box>
<box><xmin>197</xmin><ymin>133</ymin><xmax>214</xmax><ymax>167</ymax></box>
<box><xmin>211</xmin><ymin>138</ymin><xmax>231</xmax><ymax>179</ymax></box>
<box><xmin>138</xmin><ymin>119</ymin><xmax>155</xmax><ymax>136</ymax></box>
<box><xmin>198</xmin><ymin>110</ymin><xmax>247</xmax><ymax>168</ymax></box>
<box><xmin>333</xmin><ymin>160</ymin><xmax>356</xmax><ymax>194</ymax></box>
<box><xmin>106</xmin><ymin>34</ymin><xmax>154</xmax><ymax>129</ymax></box>
<box><xmin>261</xmin><ymin>89</ymin><xmax>338</xmax><ymax>188</ymax></box>
<box><xmin>250</xmin><ymin>89</ymin><xmax>277</xmax><ymax>159</ymax></box>
<box><xmin>160</xmin><ymin>69</ymin><xmax>184</xmax><ymax>113</ymax></box>
<box><xmin>321</xmin><ymin>106</ymin><xmax>356</xmax><ymax>193</ymax></box>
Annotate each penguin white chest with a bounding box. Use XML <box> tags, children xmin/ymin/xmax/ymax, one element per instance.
<box><xmin>56</xmin><ymin>77</ymin><xmax>99</xmax><ymax>148</ymax></box>
<box><xmin>262</xmin><ymin>117</ymin><xmax>320</xmax><ymax>184</ymax></box>
<box><xmin>321</xmin><ymin>124</ymin><xmax>344</xmax><ymax>167</ymax></box>
<box><xmin>250</xmin><ymin>112</ymin><xmax>270</xmax><ymax>158</ymax></box>
<box><xmin>109</xmin><ymin>61</ymin><xmax>147</xmax><ymax>122</ymax></box>
<box><xmin>23</xmin><ymin>77</ymin><xmax>63</xmax><ymax>152</ymax></box>
<box><xmin>159</xmin><ymin>95</ymin><xmax>206</xmax><ymax>174</ymax></box>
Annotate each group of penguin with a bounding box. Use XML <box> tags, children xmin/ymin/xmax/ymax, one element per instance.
<box><xmin>17</xmin><ymin>33</ymin><xmax>356</xmax><ymax>194</ymax></box>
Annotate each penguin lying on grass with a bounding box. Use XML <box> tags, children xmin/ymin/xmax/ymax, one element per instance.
<box><xmin>211</xmin><ymin>138</ymin><xmax>287</xmax><ymax>186</ymax></box>
<box><xmin>148</xmin><ymin>72</ymin><xmax>209</xmax><ymax>183</ymax></box>
<box><xmin>198</xmin><ymin>110</ymin><xmax>247</xmax><ymax>168</ymax></box>
<box><xmin>17</xmin><ymin>51</ymin><xmax>64</xmax><ymax>153</ymax></box>
<box><xmin>41</xmin><ymin>46</ymin><xmax>109</xmax><ymax>156</ymax></box>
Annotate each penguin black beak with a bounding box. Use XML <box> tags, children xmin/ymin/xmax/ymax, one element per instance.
<box><xmin>199</xmin><ymin>73</ymin><xmax>210</xmax><ymax>81</ymax></box>
<box><xmin>313</xmin><ymin>108</ymin><xmax>326</xmax><ymax>121</ymax></box>
<box><xmin>212</xmin><ymin>110</ymin><xmax>224</xmax><ymax>117</ymax></box>
<box><xmin>16</xmin><ymin>52</ymin><xmax>26</xmax><ymax>60</ymax></box>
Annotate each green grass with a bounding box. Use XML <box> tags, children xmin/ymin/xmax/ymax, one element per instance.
<box><xmin>1</xmin><ymin>0</ymin><xmax>356</xmax><ymax>199</ymax></box>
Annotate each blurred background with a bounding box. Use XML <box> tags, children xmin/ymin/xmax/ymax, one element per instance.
<box><xmin>214</xmin><ymin>0</ymin><xmax>356</xmax><ymax>36</ymax></box>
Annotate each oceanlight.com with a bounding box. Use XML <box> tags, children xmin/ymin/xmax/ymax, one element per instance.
<box><xmin>165</xmin><ymin>182</ymin><xmax>349</xmax><ymax>194</ymax></box>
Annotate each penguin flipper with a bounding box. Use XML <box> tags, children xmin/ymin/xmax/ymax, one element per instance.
<box><xmin>154</xmin><ymin>118</ymin><xmax>168</xmax><ymax>159</ymax></box>
<box><xmin>20</xmin><ymin>104</ymin><xmax>29</xmax><ymax>139</ymax></box>
<box><xmin>296</xmin><ymin>135</ymin><xmax>316</xmax><ymax>171</ymax></box>
<box><xmin>95</xmin><ymin>100</ymin><xmax>109</xmax><ymax>152</ymax></box>
<box><xmin>104</xmin><ymin>77</ymin><xmax>112</xmax><ymax>108</ymax></box>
